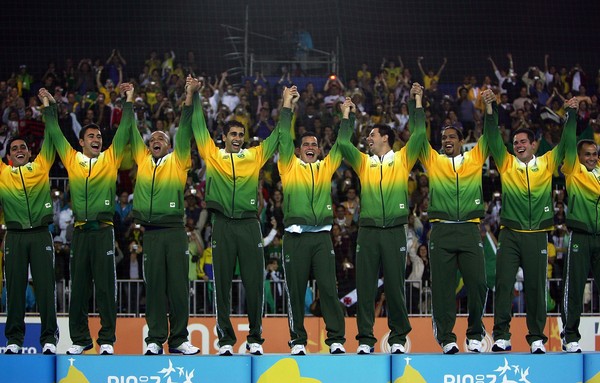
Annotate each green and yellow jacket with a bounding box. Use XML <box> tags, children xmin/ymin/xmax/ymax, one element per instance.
<box><xmin>192</xmin><ymin>93</ymin><xmax>279</xmax><ymax>218</ymax></box>
<box><xmin>485</xmin><ymin>103</ymin><xmax>575</xmax><ymax>231</ymax></box>
<box><xmin>130</xmin><ymin>100</ymin><xmax>192</xmax><ymax>227</ymax></box>
<box><xmin>418</xmin><ymin>101</ymin><xmax>490</xmax><ymax>222</ymax></box>
<box><xmin>45</xmin><ymin>102</ymin><xmax>132</xmax><ymax>223</ymax></box>
<box><xmin>0</xmin><ymin>114</ymin><xmax>54</xmax><ymax>229</ymax></box>
<box><xmin>278</xmin><ymin>108</ymin><xmax>342</xmax><ymax>227</ymax></box>
<box><xmin>562</xmin><ymin>123</ymin><xmax>600</xmax><ymax>234</ymax></box>
<box><xmin>338</xmin><ymin>102</ymin><xmax>425</xmax><ymax>228</ymax></box>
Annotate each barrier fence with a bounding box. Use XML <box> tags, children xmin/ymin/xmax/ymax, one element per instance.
<box><xmin>4</xmin><ymin>278</ymin><xmax>598</xmax><ymax>317</ymax></box>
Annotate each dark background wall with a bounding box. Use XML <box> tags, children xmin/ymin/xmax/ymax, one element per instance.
<box><xmin>2</xmin><ymin>1</ymin><xmax>598</xmax><ymax>86</ymax></box>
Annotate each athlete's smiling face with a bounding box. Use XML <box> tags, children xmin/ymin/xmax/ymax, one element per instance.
<box><xmin>441</xmin><ymin>127</ymin><xmax>463</xmax><ymax>157</ymax></box>
<box><xmin>223</xmin><ymin>126</ymin><xmax>245</xmax><ymax>153</ymax></box>
<box><xmin>149</xmin><ymin>131</ymin><xmax>171</xmax><ymax>159</ymax></box>
<box><xmin>79</xmin><ymin>127</ymin><xmax>102</xmax><ymax>158</ymax></box>
<box><xmin>512</xmin><ymin>132</ymin><xmax>535</xmax><ymax>163</ymax></box>
<box><xmin>299</xmin><ymin>135</ymin><xmax>320</xmax><ymax>163</ymax></box>
<box><xmin>8</xmin><ymin>139</ymin><xmax>31</xmax><ymax>167</ymax></box>
<box><xmin>579</xmin><ymin>142</ymin><xmax>599</xmax><ymax>171</ymax></box>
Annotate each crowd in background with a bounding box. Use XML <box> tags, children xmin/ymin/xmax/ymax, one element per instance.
<box><xmin>1</xmin><ymin>49</ymin><xmax>600</xmax><ymax>316</ymax></box>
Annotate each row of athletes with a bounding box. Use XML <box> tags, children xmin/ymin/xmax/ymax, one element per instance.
<box><xmin>2</xmin><ymin>77</ymin><xmax>596</xmax><ymax>356</ymax></box>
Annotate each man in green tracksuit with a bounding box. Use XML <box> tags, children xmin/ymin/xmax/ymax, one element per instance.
<box><xmin>486</xmin><ymin>92</ymin><xmax>578</xmax><ymax>354</ymax></box>
<box><xmin>337</xmin><ymin>83</ymin><xmax>425</xmax><ymax>354</ymax></box>
<box><xmin>42</xmin><ymin>85</ymin><xmax>134</xmax><ymax>355</ymax></box>
<box><xmin>418</xmin><ymin>90</ymin><xmax>492</xmax><ymax>354</ymax></box>
<box><xmin>561</xmin><ymin>130</ymin><xmax>598</xmax><ymax>353</ymax></box>
<box><xmin>129</xmin><ymin>78</ymin><xmax>200</xmax><ymax>355</ymax></box>
<box><xmin>278</xmin><ymin>86</ymin><xmax>346</xmax><ymax>355</ymax></box>
<box><xmin>191</xmin><ymin>83</ymin><xmax>280</xmax><ymax>356</ymax></box>
<box><xmin>1</xmin><ymin>92</ymin><xmax>58</xmax><ymax>354</ymax></box>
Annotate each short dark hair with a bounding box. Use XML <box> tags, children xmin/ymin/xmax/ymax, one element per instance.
<box><xmin>6</xmin><ymin>136</ymin><xmax>28</xmax><ymax>154</ymax></box>
<box><xmin>577</xmin><ymin>139</ymin><xmax>598</xmax><ymax>154</ymax></box>
<box><xmin>296</xmin><ymin>131</ymin><xmax>319</xmax><ymax>148</ymax></box>
<box><xmin>79</xmin><ymin>123</ymin><xmax>101</xmax><ymax>140</ymax></box>
<box><xmin>512</xmin><ymin>128</ymin><xmax>535</xmax><ymax>144</ymax></box>
<box><xmin>223</xmin><ymin>120</ymin><xmax>245</xmax><ymax>136</ymax></box>
<box><xmin>371</xmin><ymin>124</ymin><xmax>395</xmax><ymax>148</ymax></box>
<box><xmin>441</xmin><ymin>125</ymin><xmax>464</xmax><ymax>141</ymax></box>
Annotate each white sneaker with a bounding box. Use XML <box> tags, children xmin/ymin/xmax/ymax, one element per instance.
<box><xmin>291</xmin><ymin>344</ymin><xmax>306</xmax><ymax>355</ymax></box>
<box><xmin>66</xmin><ymin>343</ymin><xmax>93</xmax><ymax>355</ymax></box>
<box><xmin>357</xmin><ymin>344</ymin><xmax>373</xmax><ymax>354</ymax></box>
<box><xmin>329</xmin><ymin>343</ymin><xmax>346</xmax><ymax>354</ymax></box>
<box><xmin>218</xmin><ymin>345</ymin><xmax>234</xmax><ymax>356</ymax></box>
<box><xmin>169</xmin><ymin>341</ymin><xmax>200</xmax><ymax>355</ymax></box>
<box><xmin>246</xmin><ymin>343</ymin><xmax>263</xmax><ymax>355</ymax></box>
<box><xmin>492</xmin><ymin>339</ymin><xmax>511</xmax><ymax>352</ymax></box>
<box><xmin>145</xmin><ymin>343</ymin><xmax>164</xmax><ymax>355</ymax></box>
<box><xmin>530</xmin><ymin>340</ymin><xmax>546</xmax><ymax>354</ymax></box>
<box><xmin>5</xmin><ymin>344</ymin><xmax>22</xmax><ymax>354</ymax></box>
<box><xmin>99</xmin><ymin>344</ymin><xmax>114</xmax><ymax>355</ymax></box>
<box><xmin>442</xmin><ymin>342</ymin><xmax>459</xmax><ymax>354</ymax></box>
<box><xmin>390</xmin><ymin>343</ymin><xmax>406</xmax><ymax>354</ymax></box>
<box><xmin>564</xmin><ymin>341</ymin><xmax>582</xmax><ymax>353</ymax></box>
<box><xmin>42</xmin><ymin>343</ymin><xmax>56</xmax><ymax>355</ymax></box>
<box><xmin>467</xmin><ymin>339</ymin><xmax>482</xmax><ymax>353</ymax></box>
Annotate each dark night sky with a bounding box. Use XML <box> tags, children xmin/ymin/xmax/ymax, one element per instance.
<box><xmin>2</xmin><ymin>1</ymin><xmax>598</xmax><ymax>86</ymax></box>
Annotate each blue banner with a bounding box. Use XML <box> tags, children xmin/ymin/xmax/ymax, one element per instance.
<box><xmin>584</xmin><ymin>353</ymin><xmax>600</xmax><ymax>382</ymax></box>
<box><xmin>56</xmin><ymin>355</ymin><xmax>251</xmax><ymax>383</ymax></box>
<box><xmin>0</xmin><ymin>322</ymin><xmax>42</xmax><ymax>354</ymax></box>
<box><xmin>0</xmin><ymin>355</ymin><xmax>55</xmax><ymax>382</ymax></box>
<box><xmin>392</xmin><ymin>353</ymin><xmax>583</xmax><ymax>383</ymax></box>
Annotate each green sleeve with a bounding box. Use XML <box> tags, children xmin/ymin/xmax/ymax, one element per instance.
<box><xmin>174</xmin><ymin>103</ymin><xmax>193</xmax><ymax>168</ymax></box>
<box><xmin>483</xmin><ymin>102</ymin><xmax>508</xmax><ymax>171</ymax></box>
<box><xmin>109</xmin><ymin>102</ymin><xmax>133</xmax><ymax>158</ymax></box>
<box><xmin>36</xmin><ymin>113</ymin><xmax>56</xmax><ymax>172</ymax></box>
<box><xmin>556</xmin><ymin>107</ymin><xmax>578</xmax><ymax>173</ymax></box>
<box><xmin>42</xmin><ymin>103</ymin><xmax>73</xmax><ymax>162</ymax></box>
<box><xmin>406</xmin><ymin>100</ymin><xmax>426</xmax><ymax>168</ymax></box>
<box><xmin>129</xmin><ymin>105</ymin><xmax>147</xmax><ymax>165</ymax></box>
<box><xmin>191</xmin><ymin>92</ymin><xmax>216</xmax><ymax>157</ymax></box>
<box><xmin>277</xmin><ymin>108</ymin><xmax>295</xmax><ymax>167</ymax></box>
<box><xmin>258</xmin><ymin>113</ymin><xmax>282</xmax><ymax>165</ymax></box>
<box><xmin>337</xmin><ymin>114</ymin><xmax>364</xmax><ymax>172</ymax></box>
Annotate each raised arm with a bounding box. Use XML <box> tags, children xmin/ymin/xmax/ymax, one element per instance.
<box><xmin>404</xmin><ymin>83</ymin><xmax>426</xmax><ymax>168</ymax></box>
<box><xmin>35</xmin><ymin>90</ymin><xmax>56</xmax><ymax>171</ymax></box>
<box><xmin>173</xmin><ymin>76</ymin><xmax>198</xmax><ymax>168</ymax></box>
<box><xmin>551</xmin><ymin>97</ymin><xmax>579</xmax><ymax>171</ymax></box>
<box><xmin>436</xmin><ymin>57</ymin><xmax>448</xmax><ymax>78</ymax></box>
<box><xmin>127</xmin><ymin>83</ymin><xmax>147</xmax><ymax>164</ymax></box>
<box><xmin>96</xmin><ymin>66</ymin><xmax>104</xmax><ymax>90</ymax></box>
<box><xmin>108</xmin><ymin>83</ymin><xmax>134</xmax><ymax>157</ymax></box>
<box><xmin>417</xmin><ymin>56</ymin><xmax>426</xmax><ymax>77</ymax></box>
<box><xmin>488</xmin><ymin>55</ymin><xmax>499</xmax><ymax>73</ymax></box>
<box><xmin>191</xmin><ymin>82</ymin><xmax>216</xmax><ymax>159</ymax></box>
<box><xmin>116</xmin><ymin>65</ymin><xmax>123</xmax><ymax>87</ymax></box>
<box><xmin>39</xmin><ymin>88</ymin><xmax>73</xmax><ymax>162</ymax></box>
<box><xmin>337</xmin><ymin>97</ymin><xmax>362</xmax><ymax>172</ymax></box>
<box><xmin>278</xmin><ymin>86</ymin><xmax>299</xmax><ymax>168</ymax></box>
<box><xmin>507</xmin><ymin>53</ymin><xmax>514</xmax><ymax>72</ymax></box>
<box><xmin>483</xmin><ymin>89</ymin><xmax>508</xmax><ymax>170</ymax></box>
